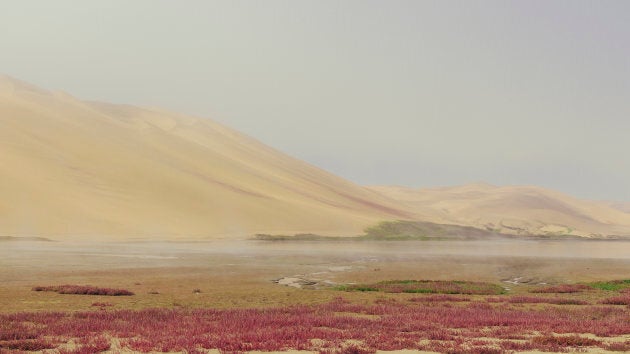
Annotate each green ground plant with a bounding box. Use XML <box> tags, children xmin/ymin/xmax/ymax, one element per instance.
<box><xmin>587</xmin><ymin>279</ymin><xmax>630</xmax><ymax>291</ymax></box>
<box><xmin>337</xmin><ymin>279</ymin><xmax>505</xmax><ymax>295</ymax></box>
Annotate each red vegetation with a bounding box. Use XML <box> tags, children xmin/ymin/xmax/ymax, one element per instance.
<box><xmin>32</xmin><ymin>285</ymin><xmax>134</xmax><ymax>296</ymax></box>
<box><xmin>409</xmin><ymin>294</ymin><xmax>471</xmax><ymax>302</ymax></box>
<box><xmin>0</xmin><ymin>339</ymin><xmax>56</xmax><ymax>351</ymax></box>
<box><xmin>486</xmin><ymin>296</ymin><xmax>588</xmax><ymax>305</ymax></box>
<box><xmin>532</xmin><ymin>334</ymin><xmax>600</xmax><ymax>347</ymax></box>
<box><xmin>602</xmin><ymin>341</ymin><xmax>630</xmax><ymax>352</ymax></box>
<box><xmin>529</xmin><ymin>284</ymin><xmax>590</xmax><ymax>293</ymax></box>
<box><xmin>600</xmin><ymin>295</ymin><xmax>630</xmax><ymax>305</ymax></box>
<box><xmin>1</xmin><ymin>298</ymin><xmax>627</xmax><ymax>353</ymax></box>
<box><xmin>0</xmin><ymin>322</ymin><xmax>37</xmax><ymax>341</ymax></box>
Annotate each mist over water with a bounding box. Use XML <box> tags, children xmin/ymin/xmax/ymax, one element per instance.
<box><xmin>3</xmin><ymin>239</ymin><xmax>630</xmax><ymax>274</ymax></box>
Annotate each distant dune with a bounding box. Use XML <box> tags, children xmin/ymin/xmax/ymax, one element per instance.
<box><xmin>603</xmin><ymin>201</ymin><xmax>630</xmax><ymax>214</ymax></box>
<box><xmin>0</xmin><ymin>75</ymin><xmax>410</xmax><ymax>240</ymax></box>
<box><xmin>367</xmin><ymin>184</ymin><xmax>630</xmax><ymax>238</ymax></box>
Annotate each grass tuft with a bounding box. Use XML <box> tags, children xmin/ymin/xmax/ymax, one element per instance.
<box><xmin>339</xmin><ymin>280</ymin><xmax>504</xmax><ymax>295</ymax></box>
<box><xmin>587</xmin><ymin>280</ymin><xmax>630</xmax><ymax>291</ymax></box>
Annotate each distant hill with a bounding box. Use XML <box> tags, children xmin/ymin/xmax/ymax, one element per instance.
<box><xmin>0</xmin><ymin>75</ymin><xmax>410</xmax><ymax>240</ymax></box>
<box><xmin>603</xmin><ymin>201</ymin><xmax>630</xmax><ymax>214</ymax></box>
<box><xmin>367</xmin><ymin>184</ymin><xmax>630</xmax><ymax>238</ymax></box>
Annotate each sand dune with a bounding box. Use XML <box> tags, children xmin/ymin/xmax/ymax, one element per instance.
<box><xmin>2</xmin><ymin>75</ymin><xmax>628</xmax><ymax>241</ymax></box>
<box><xmin>603</xmin><ymin>201</ymin><xmax>630</xmax><ymax>214</ymax></box>
<box><xmin>368</xmin><ymin>184</ymin><xmax>630</xmax><ymax>237</ymax></box>
<box><xmin>0</xmin><ymin>75</ymin><xmax>410</xmax><ymax>240</ymax></box>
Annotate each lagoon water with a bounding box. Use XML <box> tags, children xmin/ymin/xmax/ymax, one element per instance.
<box><xmin>3</xmin><ymin>238</ymin><xmax>630</xmax><ymax>271</ymax></box>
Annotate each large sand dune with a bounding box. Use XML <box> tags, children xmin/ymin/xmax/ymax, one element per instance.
<box><xmin>604</xmin><ymin>201</ymin><xmax>630</xmax><ymax>214</ymax></box>
<box><xmin>2</xmin><ymin>75</ymin><xmax>629</xmax><ymax>240</ymax></box>
<box><xmin>368</xmin><ymin>184</ymin><xmax>630</xmax><ymax>237</ymax></box>
<box><xmin>0</xmin><ymin>75</ymin><xmax>410</xmax><ymax>240</ymax></box>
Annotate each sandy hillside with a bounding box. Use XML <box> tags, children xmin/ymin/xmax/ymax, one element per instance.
<box><xmin>0</xmin><ymin>75</ymin><xmax>412</xmax><ymax>241</ymax></box>
<box><xmin>368</xmin><ymin>184</ymin><xmax>630</xmax><ymax>237</ymax></box>
<box><xmin>603</xmin><ymin>201</ymin><xmax>630</xmax><ymax>214</ymax></box>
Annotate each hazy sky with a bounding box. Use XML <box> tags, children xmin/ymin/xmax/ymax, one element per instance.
<box><xmin>1</xmin><ymin>1</ymin><xmax>629</xmax><ymax>201</ymax></box>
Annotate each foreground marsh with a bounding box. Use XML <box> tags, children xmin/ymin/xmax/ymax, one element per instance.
<box><xmin>2</xmin><ymin>238</ymin><xmax>630</xmax><ymax>352</ymax></box>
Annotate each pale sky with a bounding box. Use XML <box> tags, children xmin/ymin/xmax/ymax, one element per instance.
<box><xmin>1</xmin><ymin>1</ymin><xmax>629</xmax><ymax>201</ymax></box>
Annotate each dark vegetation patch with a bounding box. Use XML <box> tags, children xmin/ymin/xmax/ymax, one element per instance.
<box><xmin>336</xmin><ymin>280</ymin><xmax>505</xmax><ymax>295</ymax></box>
<box><xmin>254</xmin><ymin>220</ymin><xmax>613</xmax><ymax>241</ymax></box>
<box><xmin>0</xmin><ymin>236</ymin><xmax>52</xmax><ymax>242</ymax></box>
<box><xmin>255</xmin><ymin>220</ymin><xmax>510</xmax><ymax>241</ymax></box>
<box><xmin>32</xmin><ymin>285</ymin><xmax>134</xmax><ymax>296</ymax></box>
<box><xmin>362</xmin><ymin>220</ymin><xmax>509</xmax><ymax>240</ymax></box>
<box><xmin>254</xmin><ymin>233</ymin><xmax>341</xmax><ymax>241</ymax></box>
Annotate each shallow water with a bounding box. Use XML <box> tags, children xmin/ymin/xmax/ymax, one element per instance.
<box><xmin>2</xmin><ymin>238</ymin><xmax>630</xmax><ymax>271</ymax></box>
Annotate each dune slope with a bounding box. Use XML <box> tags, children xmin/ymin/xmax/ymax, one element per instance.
<box><xmin>603</xmin><ymin>201</ymin><xmax>630</xmax><ymax>214</ymax></box>
<box><xmin>0</xmin><ymin>75</ymin><xmax>410</xmax><ymax>240</ymax></box>
<box><xmin>368</xmin><ymin>184</ymin><xmax>630</xmax><ymax>237</ymax></box>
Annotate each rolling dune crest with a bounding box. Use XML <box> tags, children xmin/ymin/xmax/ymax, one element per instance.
<box><xmin>0</xmin><ymin>75</ymin><xmax>408</xmax><ymax>240</ymax></box>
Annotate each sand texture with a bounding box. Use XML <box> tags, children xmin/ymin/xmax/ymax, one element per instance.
<box><xmin>368</xmin><ymin>184</ymin><xmax>630</xmax><ymax>237</ymax></box>
<box><xmin>0</xmin><ymin>75</ymin><xmax>409</xmax><ymax>240</ymax></box>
